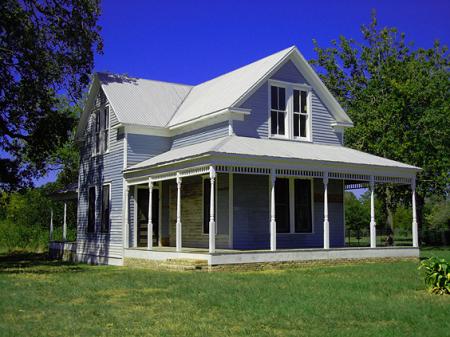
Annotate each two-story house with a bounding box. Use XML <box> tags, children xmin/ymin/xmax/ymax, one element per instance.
<box><xmin>56</xmin><ymin>46</ymin><xmax>420</xmax><ymax>266</ymax></box>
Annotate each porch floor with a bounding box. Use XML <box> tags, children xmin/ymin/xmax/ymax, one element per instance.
<box><xmin>124</xmin><ymin>246</ymin><xmax>420</xmax><ymax>266</ymax></box>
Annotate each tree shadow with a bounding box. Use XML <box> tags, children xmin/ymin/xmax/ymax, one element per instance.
<box><xmin>0</xmin><ymin>252</ymin><xmax>85</xmax><ymax>275</ymax></box>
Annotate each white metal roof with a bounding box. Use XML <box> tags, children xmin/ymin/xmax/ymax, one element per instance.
<box><xmin>127</xmin><ymin>136</ymin><xmax>420</xmax><ymax>172</ymax></box>
<box><xmin>97</xmin><ymin>73</ymin><xmax>192</xmax><ymax>127</ymax></box>
<box><xmin>167</xmin><ymin>46</ymin><xmax>295</xmax><ymax>127</ymax></box>
<box><xmin>89</xmin><ymin>45</ymin><xmax>353</xmax><ymax>131</ymax></box>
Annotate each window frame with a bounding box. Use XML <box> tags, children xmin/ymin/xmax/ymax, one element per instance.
<box><xmin>271</xmin><ymin>177</ymin><xmax>314</xmax><ymax>234</ymax></box>
<box><xmin>268</xmin><ymin>79</ymin><xmax>312</xmax><ymax>142</ymax></box>
<box><xmin>92</xmin><ymin>104</ymin><xmax>110</xmax><ymax>157</ymax></box>
<box><xmin>100</xmin><ymin>183</ymin><xmax>111</xmax><ymax>233</ymax></box>
<box><xmin>292</xmin><ymin>87</ymin><xmax>311</xmax><ymax>141</ymax></box>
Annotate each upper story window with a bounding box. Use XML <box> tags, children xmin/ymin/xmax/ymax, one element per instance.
<box><xmin>94</xmin><ymin>105</ymin><xmax>110</xmax><ymax>155</ymax></box>
<box><xmin>269</xmin><ymin>82</ymin><xmax>311</xmax><ymax>141</ymax></box>
<box><xmin>270</xmin><ymin>86</ymin><xmax>286</xmax><ymax>136</ymax></box>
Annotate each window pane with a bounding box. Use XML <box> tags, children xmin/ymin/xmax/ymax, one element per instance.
<box><xmin>294</xmin><ymin>179</ymin><xmax>312</xmax><ymax>233</ymax></box>
<box><xmin>293</xmin><ymin>90</ymin><xmax>300</xmax><ymax>112</ymax></box>
<box><xmin>278</xmin><ymin>112</ymin><xmax>285</xmax><ymax>135</ymax></box>
<box><xmin>96</xmin><ymin>133</ymin><xmax>100</xmax><ymax>153</ymax></box>
<box><xmin>271</xmin><ymin>86</ymin><xmax>278</xmax><ymax>109</ymax></box>
<box><xmin>101</xmin><ymin>185</ymin><xmax>110</xmax><ymax>232</ymax></box>
<box><xmin>301</xmin><ymin>91</ymin><xmax>307</xmax><ymax>114</ymax></box>
<box><xmin>275</xmin><ymin>178</ymin><xmax>290</xmax><ymax>233</ymax></box>
<box><xmin>293</xmin><ymin>113</ymin><xmax>299</xmax><ymax>137</ymax></box>
<box><xmin>271</xmin><ymin>110</ymin><xmax>278</xmax><ymax>135</ymax></box>
<box><xmin>88</xmin><ymin>187</ymin><xmax>95</xmax><ymax>233</ymax></box>
<box><xmin>203</xmin><ymin>179</ymin><xmax>211</xmax><ymax>234</ymax></box>
<box><xmin>104</xmin><ymin>107</ymin><xmax>109</xmax><ymax>129</ymax></box>
<box><xmin>104</xmin><ymin>130</ymin><xmax>109</xmax><ymax>152</ymax></box>
<box><xmin>95</xmin><ymin>113</ymin><xmax>101</xmax><ymax>132</ymax></box>
<box><xmin>278</xmin><ymin>87</ymin><xmax>286</xmax><ymax>111</ymax></box>
<box><xmin>300</xmin><ymin>115</ymin><xmax>307</xmax><ymax>138</ymax></box>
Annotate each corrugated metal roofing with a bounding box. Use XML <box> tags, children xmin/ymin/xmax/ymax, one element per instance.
<box><xmin>97</xmin><ymin>73</ymin><xmax>192</xmax><ymax>127</ymax></box>
<box><xmin>167</xmin><ymin>46</ymin><xmax>295</xmax><ymax>126</ymax></box>
<box><xmin>127</xmin><ymin>136</ymin><xmax>420</xmax><ymax>171</ymax></box>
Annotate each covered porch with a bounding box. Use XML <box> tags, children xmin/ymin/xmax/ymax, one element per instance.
<box><xmin>123</xmin><ymin>136</ymin><xmax>420</xmax><ymax>265</ymax></box>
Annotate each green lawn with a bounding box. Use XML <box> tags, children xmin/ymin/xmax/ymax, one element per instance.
<box><xmin>0</xmin><ymin>249</ymin><xmax>449</xmax><ymax>337</ymax></box>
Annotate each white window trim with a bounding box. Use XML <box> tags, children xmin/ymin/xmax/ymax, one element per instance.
<box><xmin>268</xmin><ymin>79</ymin><xmax>313</xmax><ymax>142</ymax></box>
<box><xmin>272</xmin><ymin>176</ymin><xmax>315</xmax><ymax>235</ymax></box>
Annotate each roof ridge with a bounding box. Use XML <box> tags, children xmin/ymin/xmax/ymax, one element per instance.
<box><xmin>96</xmin><ymin>71</ymin><xmax>193</xmax><ymax>88</ymax></box>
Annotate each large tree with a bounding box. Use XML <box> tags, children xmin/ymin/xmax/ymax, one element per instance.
<box><xmin>311</xmin><ymin>12</ymin><xmax>450</xmax><ymax>232</ymax></box>
<box><xmin>0</xmin><ymin>0</ymin><xmax>102</xmax><ymax>190</ymax></box>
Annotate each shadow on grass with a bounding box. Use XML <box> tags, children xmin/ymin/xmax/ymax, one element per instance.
<box><xmin>0</xmin><ymin>252</ymin><xmax>85</xmax><ymax>275</ymax></box>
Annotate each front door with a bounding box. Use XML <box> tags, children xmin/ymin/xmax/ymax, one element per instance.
<box><xmin>137</xmin><ymin>188</ymin><xmax>159</xmax><ymax>247</ymax></box>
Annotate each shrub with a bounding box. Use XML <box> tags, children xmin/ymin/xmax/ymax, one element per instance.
<box><xmin>419</xmin><ymin>257</ymin><xmax>450</xmax><ymax>295</ymax></box>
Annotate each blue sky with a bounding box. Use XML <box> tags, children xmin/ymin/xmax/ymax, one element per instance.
<box><xmin>35</xmin><ymin>0</ymin><xmax>449</xmax><ymax>187</ymax></box>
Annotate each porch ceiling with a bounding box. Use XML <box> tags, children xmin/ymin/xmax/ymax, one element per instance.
<box><xmin>124</xmin><ymin>136</ymin><xmax>420</xmax><ymax>182</ymax></box>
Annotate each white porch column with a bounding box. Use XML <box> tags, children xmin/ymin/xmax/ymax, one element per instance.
<box><xmin>63</xmin><ymin>202</ymin><xmax>67</xmax><ymax>241</ymax></box>
<box><xmin>323</xmin><ymin>172</ymin><xmax>330</xmax><ymax>249</ymax></box>
<box><xmin>209</xmin><ymin>166</ymin><xmax>216</xmax><ymax>253</ymax></box>
<box><xmin>370</xmin><ymin>176</ymin><xmax>377</xmax><ymax>248</ymax></box>
<box><xmin>412</xmin><ymin>178</ymin><xmax>419</xmax><ymax>248</ymax></box>
<box><xmin>176</xmin><ymin>173</ymin><xmax>182</xmax><ymax>252</ymax></box>
<box><xmin>49</xmin><ymin>208</ymin><xmax>54</xmax><ymax>242</ymax></box>
<box><xmin>270</xmin><ymin>169</ymin><xmax>277</xmax><ymax>251</ymax></box>
<box><xmin>124</xmin><ymin>184</ymin><xmax>130</xmax><ymax>248</ymax></box>
<box><xmin>148</xmin><ymin>179</ymin><xmax>154</xmax><ymax>250</ymax></box>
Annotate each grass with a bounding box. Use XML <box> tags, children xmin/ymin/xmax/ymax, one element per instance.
<box><xmin>0</xmin><ymin>249</ymin><xmax>449</xmax><ymax>337</ymax></box>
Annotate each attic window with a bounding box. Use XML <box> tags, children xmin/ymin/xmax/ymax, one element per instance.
<box><xmin>94</xmin><ymin>105</ymin><xmax>110</xmax><ymax>155</ymax></box>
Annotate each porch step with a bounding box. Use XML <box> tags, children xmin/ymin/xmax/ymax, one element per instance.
<box><xmin>160</xmin><ymin>258</ymin><xmax>208</xmax><ymax>271</ymax></box>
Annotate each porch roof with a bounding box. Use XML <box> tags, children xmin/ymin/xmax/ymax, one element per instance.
<box><xmin>126</xmin><ymin>136</ymin><xmax>420</xmax><ymax>173</ymax></box>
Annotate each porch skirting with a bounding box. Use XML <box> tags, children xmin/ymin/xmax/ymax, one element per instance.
<box><xmin>124</xmin><ymin>246</ymin><xmax>419</xmax><ymax>266</ymax></box>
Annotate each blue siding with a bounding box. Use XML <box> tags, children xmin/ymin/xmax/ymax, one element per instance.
<box><xmin>127</xmin><ymin>133</ymin><xmax>172</xmax><ymax>165</ymax></box>
<box><xmin>233</xmin><ymin>175</ymin><xmax>344</xmax><ymax>250</ymax></box>
<box><xmin>171</xmin><ymin>122</ymin><xmax>229</xmax><ymax>149</ymax></box>
<box><xmin>77</xmin><ymin>88</ymin><xmax>124</xmax><ymax>261</ymax></box>
<box><xmin>235</xmin><ymin>60</ymin><xmax>342</xmax><ymax>145</ymax></box>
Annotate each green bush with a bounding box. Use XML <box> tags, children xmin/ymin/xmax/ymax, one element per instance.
<box><xmin>419</xmin><ymin>257</ymin><xmax>450</xmax><ymax>295</ymax></box>
<box><xmin>0</xmin><ymin>220</ymin><xmax>49</xmax><ymax>253</ymax></box>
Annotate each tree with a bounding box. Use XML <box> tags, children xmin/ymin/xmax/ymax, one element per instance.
<box><xmin>311</xmin><ymin>11</ymin><xmax>450</xmax><ymax>232</ymax></box>
<box><xmin>344</xmin><ymin>191</ymin><xmax>369</xmax><ymax>231</ymax></box>
<box><xmin>0</xmin><ymin>0</ymin><xmax>102</xmax><ymax>191</ymax></box>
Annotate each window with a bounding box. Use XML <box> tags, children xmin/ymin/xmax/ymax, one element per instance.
<box><xmin>87</xmin><ymin>187</ymin><xmax>96</xmax><ymax>233</ymax></box>
<box><xmin>93</xmin><ymin>105</ymin><xmax>110</xmax><ymax>155</ymax></box>
<box><xmin>101</xmin><ymin>184</ymin><xmax>110</xmax><ymax>233</ymax></box>
<box><xmin>293</xmin><ymin>89</ymin><xmax>308</xmax><ymax>138</ymax></box>
<box><xmin>274</xmin><ymin>178</ymin><xmax>313</xmax><ymax>234</ymax></box>
<box><xmin>203</xmin><ymin>178</ymin><xmax>211</xmax><ymax>234</ymax></box>
<box><xmin>103</xmin><ymin>106</ymin><xmax>109</xmax><ymax>152</ymax></box>
<box><xmin>269</xmin><ymin>81</ymin><xmax>311</xmax><ymax>140</ymax></box>
<box><xmin>270</xmin><ymin>86</ymin><xmax>286</xmax><ymax>136</ymax></box>
<box><xmin>294</xmin><ymin>179</ymin><xmax>312</xmax><ymax>233</ymax></box>
<box><xmin>275</xmin><ymin>178</ymin><xmax>290</xmax><ymax>233</ymax></box>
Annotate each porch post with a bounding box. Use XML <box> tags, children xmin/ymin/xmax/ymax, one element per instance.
<box><xmin>323</xmin><ymin>172</ymin><xmax>330</xmax><ymax>249</ymax></box>
<box><xmin>209</xmin><ymin>166</ymin><xmax>216</xmax><ymax>253</ymax></box>
<box><xmin>148</xmin><ymin>178</ymin><xmax>153</xmax><ymax>250</ymax></box>
<box><xmin>63</xmin><ymin>202</ymin><xmax>67</xmax><ymax>241</ymax></box>
<box><xmin>124</xmin><ymin>184</ymin><xmax>130</xmax><ymax>248</ymax></box>
<box><xmin>49</xmin><ymin>208</ymin><xmax>54</xmax><ymax>242</ymax></box>
<box><xmin>370</xmin><ymin>176</ymin><xmax>377</xmax><ymax>248</ymax></box>
<box><xmin>411</xmin><ymin>178</ymin><xmax>419</xmax><ymax>248</ymax></box>
<box><xmin>176</xmin><ymin>173</ymin><xmax>182</xmax><ymax>252</ymax></box>
<box><xmin>270</xmin><ymin>169</ymin><xmax>277</xmax><ymax>251</ymax></box>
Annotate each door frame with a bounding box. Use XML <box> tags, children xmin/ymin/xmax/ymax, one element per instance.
<box><xmin>133</xmin><ymin>183</ymin><xmax>161</xmax><ymax>247</ymax></box>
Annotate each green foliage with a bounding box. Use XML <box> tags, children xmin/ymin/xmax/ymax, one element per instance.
<box><xmin>344</xmin><ymin>191</ymin><xmax>369</xmax><ymax>230</ymax></box>
<box><xmin>311</xmin><ymin>11</ymin><xmax>450</xmax><ymax>213</ymax></box>
<box><xmin>0</xmin><ymin>0</ymin><xmax>102</xmax><ymax>190</ymax></box>
<box><xmin>425</xmin><ymin>197</ymin><xmax>450</xmax><ymax>231</ymax></box>
<box><xmin>419</xmin><ymin>257</ymin><xmax>450</xmax><ymax>295</ymax></box>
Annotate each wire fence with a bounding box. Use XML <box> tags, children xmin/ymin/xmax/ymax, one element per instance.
<box><xmin>346</xmin><ymin>227</ymin><xmax>450</xmax><ymax>247</ymax></box>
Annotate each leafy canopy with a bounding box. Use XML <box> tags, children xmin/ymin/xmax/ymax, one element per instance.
<box><xmin>311</xmin><ymin>12</ymin><xmax>450</xmax><ymax>203</ymax></box>
<box><xmin>0</xmin><ymin>0</ymin><xmax>102</xmax><ymax>190</ymax></box>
